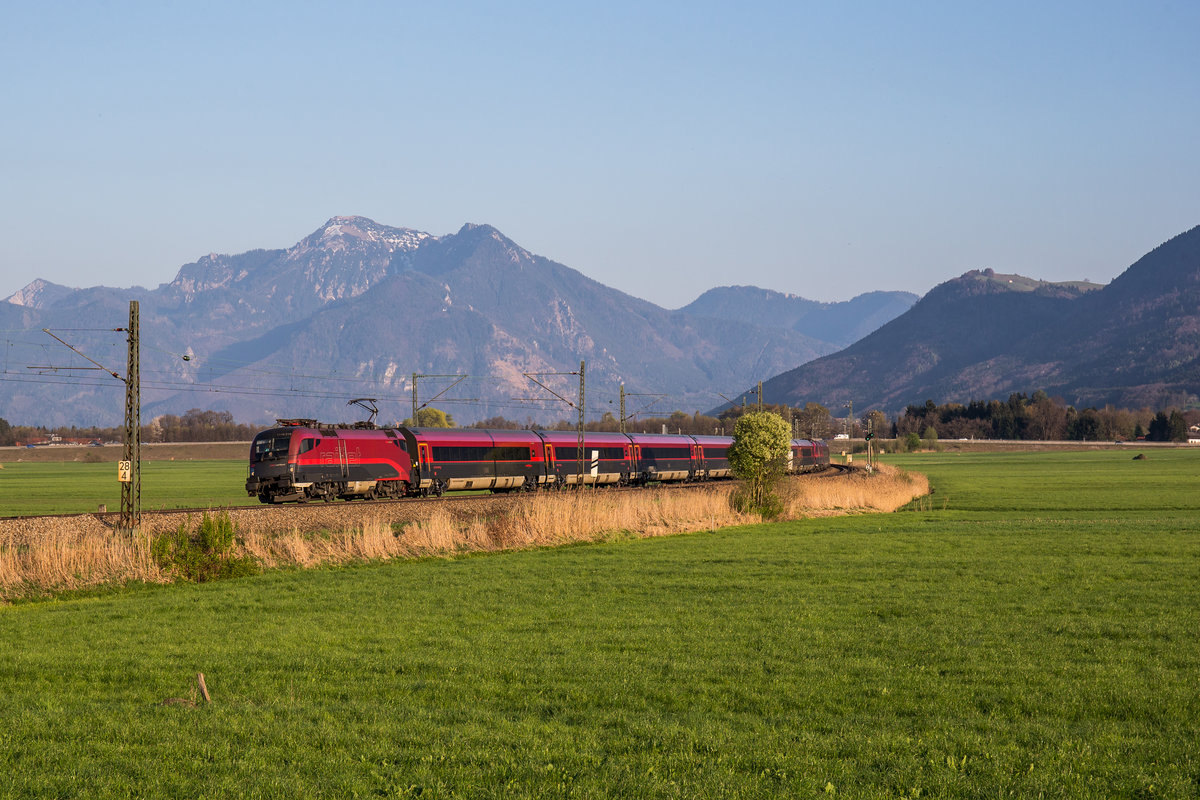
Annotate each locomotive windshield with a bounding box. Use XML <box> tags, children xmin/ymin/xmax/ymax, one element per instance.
<box><xmin>251</xmin><ymin>432</ymin><xmax>293</xmax><ymax>463</ymax></box>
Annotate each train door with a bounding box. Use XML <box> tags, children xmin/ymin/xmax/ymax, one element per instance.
<box><xmin>529</xmin><ymin>440</ymin><xmax>546</xmax><ymax>487</ymax></box>
<box><xmin>338</xmin><ymin>439</ymin><xmax>349</xmax><ymax>479</ymax></box>
<box><xmin>417</xmin><ymin>443</ymin><xmax>432</xmax><ymax>490</ymax></box>
<box><xmin>545</xmin><ymin>445</ymin><xmax>558</xmax><ymax>485</ymax></box>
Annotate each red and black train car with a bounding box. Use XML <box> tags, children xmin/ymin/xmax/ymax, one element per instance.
<box><xmin>246</xmin><ymin>420</ymin><xmax>829</xmax><ymax>504</ymax></box>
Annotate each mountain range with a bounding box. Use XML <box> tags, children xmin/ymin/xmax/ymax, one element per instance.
<box><xmin>1</xmin><ymin>217</ymin><xmax>914</xmax><ymax>427</ymax></box>
<box><xmin>751</xmin><ymin>225</ymin><xmax>1200</xmax><ymax>414</ymax></box>
<box><xmin>12</xmin><ymin>216</ymin><xmax>1196</xmax><ymax>429</ymax></box>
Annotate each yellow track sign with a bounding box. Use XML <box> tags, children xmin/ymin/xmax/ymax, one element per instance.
<box><xmin>118</xmin><ymin>460</ymin><xmax>132</xmax><ymax>483</ymax></box>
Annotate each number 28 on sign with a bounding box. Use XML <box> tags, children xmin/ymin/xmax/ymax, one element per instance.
<box><xmin>118</xmin><ymin>460</ymin><xmax>132</xmax><ymax>483</ymax></box>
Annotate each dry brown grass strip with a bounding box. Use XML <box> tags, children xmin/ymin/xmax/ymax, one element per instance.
<box><xmin>784</xmin><ymin>463</ymin><xmax>930</xmax><ymax>516</ymax></box>
<box><xmin>0</xmin><ymin>528</ymin><xmax>166</xmax><ymax>598</ymax></box>
<box><xmin>1</xmin><ymin>467</ymin><xmax>928</xmax><ymax>602</ymax></box>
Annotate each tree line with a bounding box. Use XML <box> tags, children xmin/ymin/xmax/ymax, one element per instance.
<box><xmin>0</xmin><ymin>409</ymin><xmax>260</xmax><ymax>447</ymax></box>
<box><xmin>3</xmin><ymin>392</ymin><xmax>1195</xmax><ymax>447</ymax></box>
<box><xmin>466</xmin><ymin>392</ymin><xmax>1197</xmax><ymax>445</ymax></box>
<box><xmin>466</xmin><ymin>405</ymin><xmax>840</xmax><ymax>438</ymax></box>
<box><xmin>893</xmin><ymin>392</ymin><xmax>1196</xmax><ymax>443</ymax></box>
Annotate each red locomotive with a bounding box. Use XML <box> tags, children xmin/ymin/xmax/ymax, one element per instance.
<box><xmin>246</xmin><ymin>419</ymin><xmax>829</xmax><ymax>504</ymax></box>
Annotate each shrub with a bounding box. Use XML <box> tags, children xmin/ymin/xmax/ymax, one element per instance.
<box><xmin>151</xmin><ymin>512</ymin><xmax>260</xmax><ymax>582</ymax></box>
<box><xmin>921</xmin><ymin>426</ymin><xmax>940</xmax><ymax>451</ymax></box>
<box><xmin>727</xmin><ymin>412</ymin><xmax>791</xmax><ymax>518</ymax></box>
<box><xmin>730</xmin><ymin>483</ymin><xmax>785</xmax><ymax>520</ymax></box>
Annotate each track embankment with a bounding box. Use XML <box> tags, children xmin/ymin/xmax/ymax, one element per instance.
<box><xmin>0</xmin><ymin>492</ymin><xmax>529</xmax><ymax>543</ymax></box>
<box><xmin>0</xmin><ymin>466</ymin><xmax>925</xmax><ymax>545</ymax></box>
<box><xmin>1</xmin><ymin>466</ymin><xmax>930</xmax><ymax>601</ymax></box>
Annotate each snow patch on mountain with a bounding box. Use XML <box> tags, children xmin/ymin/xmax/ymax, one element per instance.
<box><xmin>291</xmin><ymin>216</ymin><xmax>431</xmax><ymax>260</ymax></box>
<box><xmin>4</xmin><ymin>279</ymin><xmax>75</xmax><ymax>308</ymax></box>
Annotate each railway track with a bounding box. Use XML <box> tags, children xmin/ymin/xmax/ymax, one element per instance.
<box><xmin>2</xmin><ymin>488</ymin><xmax>502</xmax><ymax>525</ymax></box>
<box><xmin>19</xmin><ymin>469</ymin><xmax>845</xmax><ymax>523</ymax></box>
<box><xmin>1</xmin><ymin>468</ymin><xmax>842</xmax><ymax>540</ymax></box>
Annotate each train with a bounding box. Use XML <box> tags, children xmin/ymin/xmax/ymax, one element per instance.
<box><xmin>245</xmin><ymin>420</ymin><xmax>830</xmax><ymax>504</ymax></box>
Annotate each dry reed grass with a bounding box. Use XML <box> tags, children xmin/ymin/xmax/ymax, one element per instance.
<box><xmin>0</xmin><ymin>528</ymin><xmax>167</xmax><ymax>599</ymax></box>
<box><xmin>1</xmin><ymin>466</ymin><xmax>929</xmax><ymax>602</ymax></box>
<box><xmin>239</xmin><ymin>487</ymin><xmax>760</xmax><ymax>569</ymax></box>
<box><xmin>783</xmin><ymin>463</ymin><xmax>930</xmax><ymax>516</ymax></box>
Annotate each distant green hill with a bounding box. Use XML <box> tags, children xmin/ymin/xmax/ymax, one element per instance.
<box><xmin>750</xmin><ymin>225</ymin><xmax>1200</xmax><ymax>413</ymax></box>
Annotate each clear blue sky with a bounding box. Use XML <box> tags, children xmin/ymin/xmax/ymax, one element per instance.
<box><xmin>2</xmin><ymin>1</ymin><xmax>1198</xmax><ymax>308</ymax></box>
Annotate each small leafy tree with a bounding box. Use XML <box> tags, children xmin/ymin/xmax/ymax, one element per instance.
<box><xmin>727</xmin><ymin>411</ymin><xmax>791</xmax><ymax>518</ymax></box>
<box><xmin>793</xmin><ymin>402</ymin><xmax>833</xmax><ymax>439</ymax></box>
<box><xmin>405</xmin><ymin>407</ymin><xmax>455</xmax><ymax>428</ymax></box>
<box><xmin>922</xmin><ymin>426</ymin><xmax>939</xmax><ymax>451</ymax></box>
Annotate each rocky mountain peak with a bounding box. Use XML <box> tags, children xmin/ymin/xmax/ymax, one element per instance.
<box><xmin>294</xmin><ymin>216</ymin><xmax>431</xmax><ymax>258</ymax></box>
<box><xmin>408</xmin><ymin>223</ymin><xmax>534</xmax><ymax>277</ymax></box>
<box><xmin>453</xmin><ymin>222</ymin><xmax>526</xmax><ymax>255</ymax></box>
<box><xmin>0</xmin><ymin>215</ymin><xmax>922</xmax><ymax>426</ymax></box>
<box><xmin>3</xmin><ymin>278</ymin><xmax>75</xmax><ymax>309</ymax></box>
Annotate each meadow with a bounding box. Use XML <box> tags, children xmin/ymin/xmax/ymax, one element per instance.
<box><xmin>0</xmin><ymin>460</ymin><xmax>254</xmax><ymax>516</ymax></box>
<box><xmin>0</xmin><ymin>450</ymin><xmax>1197</xmax><ymax>797</ymax></box>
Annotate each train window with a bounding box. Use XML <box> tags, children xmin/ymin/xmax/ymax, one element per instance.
<box><xmin>552</xmin><ymin>446</ymin><xmax>625</xmax><ymax>461</ymax></box>
<box><xmin>251</xmin><ymin>433</ymin><xmax>293</xmax><ymax>462</ymax></box>
<box><xmin>431</xmin><ymin>445</ymin><xmax>494</xmax><ymax>462</ymax></box>
<box><xmin>702</xmin><ymin>446</ymin><xmax>728</xmax><ymax>458</ymax></box>
<box><xmin>640</xmin><ymin>447</ymin><xmax>691</xmax><ymax>461</ymax></box>
<box><xmin>491</xmin><ymin>446</ymin><xmax>530</xmax><ymax>461</ymax></box>
<box><xmin>298</xmin><ymin>438</ymin><xmax>319</xmax><ymax>455</ymax></box>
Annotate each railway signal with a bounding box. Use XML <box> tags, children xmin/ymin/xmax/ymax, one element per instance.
<box><xmin>865</xmin><ymin>418</ymin><xmax>875</xmax><ymax>470</ymax></box>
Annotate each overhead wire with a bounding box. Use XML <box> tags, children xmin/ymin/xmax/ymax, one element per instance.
<box><xmin>2</xmin><ymin>327</ymin><xmax>726</xmax><ymax>425</ymax></box>
<box><xmin>0</xmin><ymin>371</ymin><xmax>582</xmax><ymax>414</ymax></box>
<box><xmin>0</xmin><ymin>368</ymin><xmax>695</xmax><ymax>415</ymax></box>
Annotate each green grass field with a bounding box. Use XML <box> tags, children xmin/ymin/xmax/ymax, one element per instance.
<box><xmin>1</xmin><ymin>450</ymin><xmax>1198</xmax><ymax>797</ymax></box>
<box><xmin>0</xmin><ymin>460</ymin><xmax>254</xmax><ymax>516</ymax></box>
